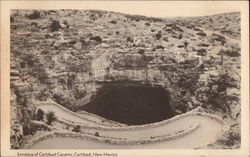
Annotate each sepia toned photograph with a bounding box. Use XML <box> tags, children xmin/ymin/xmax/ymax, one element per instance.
<box><xmin>1</xmin><ymin>1</ymin><xmax>249</xmax><ymax>157</ymax></box>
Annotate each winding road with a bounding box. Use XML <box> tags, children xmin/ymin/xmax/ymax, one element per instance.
<box><xmin>32</xmin><ymin>100</ymin><xmax>225</xmax><ymax>149</ymax></box>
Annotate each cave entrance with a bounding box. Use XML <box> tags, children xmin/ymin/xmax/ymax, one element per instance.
<box><xmin>79</xmin><ymin>82</ymin><xmax>176</xmax><ymax>125</ymax></box>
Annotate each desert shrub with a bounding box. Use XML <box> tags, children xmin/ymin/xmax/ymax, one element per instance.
<box><xmin>72</xmin><ymin>125</ymin><xmax>81</xmax><ymax>132</ymax></box>
<box><xmin>138</xmin><ymin>49</ymin><xmax>145</xmax><ymax>55</ymax></box>
<box><xmin>178</xmin><ymin>33</ymin><xmax>183</xmax><ymax>39</ymax></box>
<box><xmin>27</xmin><ymin>10</ymin><xmax>41</xmax><ymax>19</ymax></box>
<box><xmin>151</xmin><ymin>29</ymin><xmax>155</xmax><ymax>32</ymax></box>
<box><xmin>46</xmin><ymin>111</ymin><xmax>57</xmax><ymax>125</ymax></box>
<box><xmin>217</xmin><ymin>130</ymin><xmax>240</xmax><ymax>147</ymax></box>
<box><xmin>197</xmin><ymin>49</ymin><xmax>207</xmax><ymax>56</ymax></box>
<box><xmin>197</xmin><ymin>43</ymin><xmax>210</xmax><ymax>47</ymax></box>
<box><xmin>38</xmin><ymin>70</ymin><xmax>49</xmax><ymax>84</ymax></box>
<box><xmin>196</xmin><ymin>32</ymin><xmax>207</xmax><ymax>37</ymax></box>
<box><xmin>177</xmin><ymin>45</ymin><xmax>184</xmax><ymax>48</ymax></box>
<box><xmin>30</xmin><ymin>22</ymin><xmax>38</xmax><ymax>27</ymax></box>
<box><xmin>184</xmin><ymin>41</ymin><xmax>189</xmax><ymax>49</ymax></box>
<box><xmin>95</xmin><ymin>132</ymin><xmax>100</xmax><ymax>137</ymax></box>
<box><xmin>23</xmin><ymin>123</ymin><xmax>37</xmax><ymax>135</ymax></box>
<box><xmin>145</xmin><ymin>22</ymin><xmax>150</xmax><ymax>26</ymax></box>
<box><xmin>126</xmin><ymin>36</ymin><xmax>134</xmax><ymax>43</ymax></box>
<box><xmin>155</xmin><ymin>31</ymin><xmax>161</xmax><ymax>40</ymax></box>
<box><xmin>110</xmin><ymin>20</ymin><xmax>117</xmax><ymax>24</ymax></box>
<box><xmin>211</xmin><ymin>33</ymin><xmax>226</xmax><ymax>45</ymax></box>
<box><xmin>218</xmin><ymin>49</ymin><xmax>240</xmax><ymax>57</ymax></box>
<box><xmin>50</xmin><ymin>20</ymin><xmax>61</xmax><ymax>32</ymax></box>
<box><xmin>90</xmin><ymin>36</ymin><xmax>102</xmax><ymax>43</ymax></box>
<box><xmin>163</xmin><ymin>37</ymin><xmax>168</xmax><ymax>42</ymax></box>
<box><xmin>36</xmin><ymin>109</ymin><xmax>44</xmax><ymax>121</ymax></box>
<box><xmin>155</xmin><ymin>45</ymin><xmax>164</xmax><ymax>50</ymax></box>
<box><xmin>41</xmin><ymin>50</ymin><xmax>49</xmax><ymax>54</ymax></box>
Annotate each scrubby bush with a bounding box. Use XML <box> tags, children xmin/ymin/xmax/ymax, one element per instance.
<box><xmin>50</xmin><ymin>20</ymin><xmax>61</xmax><ymax>32</ymax></box>
<box><xmin>178</xmin><ymin>33</ymin><xmax>183</xmax><ymax>39</ymax></box>
<box><xmin>27</xmin><ymin>10</ymin><xmax>41</xmax><ymax>19</ymax></box>
<box><xmin>163</xmin><ymin>37</ymin><xmax>168</xmax><ymax>42</ymax></box>
<box><xmin>95</xmin><ymin>132</ymin><xmax>100</xmax><ymax>137</ymax></box>
<box><xmin>184</xmin><ymin>41</ymin><xmax>189</xmax><ymax>49</ymax></box>
<box><xmin>197</xmin><ymin>49</ymin><xmax>207</xmax><ymax>56</ymax></box>
<box><xmin>36</xmin><ymin>109</ymin><xmax>44</xmax><ymax>121</ymax></box>
<box><xmin>110</xmin><ymin>20</ymin><xmax>117</xmax><ymax>24</ymax></box>
<box><xmin>211</xmin><ymin>33</ymin><xmax>226</xmax><ymax>45</ymax></box>
<box><xmin>145</xmin><ymin>22</ymin><xmax>150</xmax><ymax>26</ymax></box>
<box><xmin>218</xmin><ymin>49</ymin><xmax>240</xmax><ymax>57</ymax></box>
<box><xmin>177</xmin><ymin>45</ymin><xmax>184</xmax><ymax>48</ymax></box>
<box><xmin>155</xmin><ymin>45</ymin><xmax>164</xmax><ymax>50</ymax></box>
<box><xmin>90</xmin><ymin>36</ymin><xmax>102</xmax><ymax>43</ymax></box>
<box><xmin>197</xmin><ymin>43</ymin><xmax>210</xmax><ymax>47</ymax></box>
<box><xmin>155</xmin><ymin>31</ymin><xmax>161</xmax><ymax>40</ymax></box>
<box><xmin>38</xmin><ymin>70</ymin><xmax>49</xmax><ymax>84</ymax></box>
<box><xmin>46</xmin><ymin>111</ymin><xmax>57</xmax><ymax>125</ymax></box>
<box><xmin>72</xmin><ymin>125</ymin><xmax>81</xmax><ymax>132</ymax></box>
<box><xmin>41</xmin><ymin>50</ymin><xmax>49</xmax><ymax>54</ymax></box>
<box><xmin>23</xmin><ymin>123</ymin><xmax>37</xmax><ymax>135</ymax></box>
<box><xmin>216</xmin><ymin>129</ymin><xmax>240</xmax><ymax>147</ymax></box>
<box><xmin>126</xmin><ymin>36</ymin><xmax>134</xmax><ymax>43</ymax></box>
<box><xmin>20</xmin><ymin>51</ymin><xmax>49</xmax><ymax>83</ymax></box>
<box><xmin>196</xmin><ymin>32</ymin><xmax>207</xmax><ymax>37</ymax></box>
<box><xmin>30</xmin><ymin>22</ymin><xmax>38</xmax><ymax>27</ymax></box>
<box><xmin>138</xmin><ymin>49</ymin><xmax>145</xmax><ymax>55</ymax></box>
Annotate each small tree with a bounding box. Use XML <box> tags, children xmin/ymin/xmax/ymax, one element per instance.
<box><xmin>184</xmin><ymin>41</ymin><xmax>189</xmax><ymax>49</ymax></box>
<box><xmin>36</xmin><ymin>109</ymin><xmax>44</xmax><ymax>121</ymax></box>
<box><xmin>46</xmin><ymin>111</ymin><xmax>57</xmax><ymax>125</ymax></box>
<box><xmin>178</xmin><ymin>33</ymin><xmax>183</xmax><ymax>39</ymax></box>
<box><xmin>50</xmin><ymin>20</ymin><xmax>61</xmax><ymax>32</ymax></box>
<box><xmin>155</xmin><ymin>31</ymin><xmax>162</xmax><ymax>40</ymax></box>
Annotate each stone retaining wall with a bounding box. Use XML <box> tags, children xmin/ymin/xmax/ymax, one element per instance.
<box><xmin>25</xmin><ymin>123</ymin><xmax>200</xmax><ymax>148</ymax></box>
<box><xmin>23</xmin><ymin>107</ymin><xmax>225</xmax><ymax>148</ymax></box>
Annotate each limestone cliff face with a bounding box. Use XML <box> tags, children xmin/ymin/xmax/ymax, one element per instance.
<box><xmin>10</xmin><ymin>10</ymin><xmax>241</xmax><ymax>127</ymax></box>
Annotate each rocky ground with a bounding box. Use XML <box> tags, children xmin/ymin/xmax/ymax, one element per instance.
<box><xmin>10</xmin><ymin>10</ymin><xmax>241</xmax><ymax>149</ymax></box>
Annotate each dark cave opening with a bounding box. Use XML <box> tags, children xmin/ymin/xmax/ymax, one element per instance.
<box><xmin>79</xmin><ymin>83</ymin><xmax>176</xmax><ymax>125</ymax></box>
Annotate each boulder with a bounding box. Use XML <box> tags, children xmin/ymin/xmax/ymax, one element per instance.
<box><xmin>53</xmin><ymin>37</ymin><xmax>67</xmax><ymax>48</ymax></box>
<box><xmin>73</xmin><ymin>42</ymin><xmax>82</xmax><ymax>50</ymax></box>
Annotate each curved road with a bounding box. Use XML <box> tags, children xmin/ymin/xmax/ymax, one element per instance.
<box><xmin>34</xmin><ymin>101</ymin><xmax>224</xmax><ymax>149</ymax></box>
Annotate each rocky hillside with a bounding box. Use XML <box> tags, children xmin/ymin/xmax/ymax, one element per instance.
<box><xmin>10</xmin><ymin>10</ymin><xmax>241</xmax><ymax>148</ymax></box>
